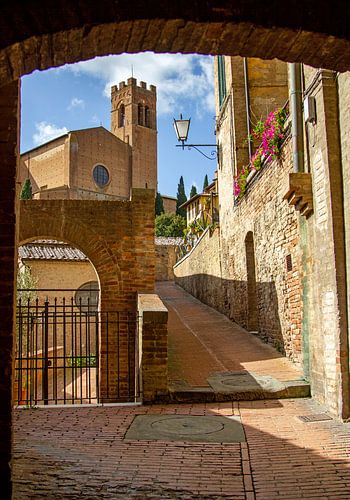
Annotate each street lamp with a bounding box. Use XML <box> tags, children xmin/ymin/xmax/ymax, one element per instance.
<box><xmin>173</xmin><ymin>115</ymin><xmax>219</xmax><ymax>161</ymax></box>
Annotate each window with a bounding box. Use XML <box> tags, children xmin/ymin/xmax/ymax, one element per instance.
<box><xmin>217</xmin><ymin>56</ymin><xmax>227</xmax><ymax>108</ymax></box>
<box><xmin>75</xmin><ymin>281</ymin><xmax>99</xmax><ymax>313</ymax></box>
<box><xmin>118</xmin><ymin>103</ymin><xmax>125</xmax><ymax>127</ymax></box>
<box><xmin>93</xmin><ymin>165</ymin><xmax>109</xmax><ymax>188</ymax></box>
<box><xmin>138</xmin><ymin>103</ymin><xmax>144</xmax><ymax>125</ymax></box>
<box><xmin>145</xmin><ymin>106</ymin><xmax>150</xmax><ymax>127</ymax></box>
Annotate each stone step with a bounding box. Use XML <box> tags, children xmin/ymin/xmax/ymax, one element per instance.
<box><xmin>166</xmin><ymin>378</ymin><xmax>310</xmax><ymax>403</ymax></box>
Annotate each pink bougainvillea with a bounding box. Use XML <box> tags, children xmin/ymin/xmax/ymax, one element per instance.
<box><xmin>233</xmin><ymin>106</ymin><xmax>287</xmax><ymax>199</ymax></box>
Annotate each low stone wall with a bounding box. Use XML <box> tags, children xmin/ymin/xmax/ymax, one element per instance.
<box><xmin>138</xmin><ymin>294</ymin><xmax>168</xmax><ymax>402</ymax></box>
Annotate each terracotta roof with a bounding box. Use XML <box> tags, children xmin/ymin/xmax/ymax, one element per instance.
<box><xmin>19</xmin><ymin>241</ymin><xmax>88</xmax><ymax>262</ymax></box>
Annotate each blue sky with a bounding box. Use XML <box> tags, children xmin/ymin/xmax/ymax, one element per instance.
<box><xmin>21</xmin><ymin>52</ymin><xmax>217</xmax><ymax>198</ymax></box>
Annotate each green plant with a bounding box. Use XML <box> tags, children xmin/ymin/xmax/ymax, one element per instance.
<box><xmin>20</xmin><ymin>178</ymin><xmax>33</xmax><ymax>200</ymax></box>
<box><xmin>155</xmin><ymin>213</ymin><xmax>186</xmax><ymax>237</ymax></box>
<box><xmin>155</xmin><ymin>192</ymin><xmax>164</xmax><ymax>216</ymax></box>
<box><xmin>190</xmin><ymin>184</ymin><xmax>198</xmax><ymax>198</ymax></box>
<box><xmin>68</xmin><ymin>355</ymin><xmax>97</xmax><ymax>367</ymax></box>
<box><xmin>176</xmin><ymin>176</ymin><xmax>187</xmax><ymax>218</ymax></box>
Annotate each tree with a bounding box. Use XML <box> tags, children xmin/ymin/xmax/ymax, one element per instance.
<box><xmin>176</xmin><ymin>176</ymin><xmax>187</xmax><ymax>218</ymax></box>
<box><xmin>203</xmin><ymin>174</ymin><xmax>209</xmax><ymax>191</ymax></box>
<box><xmin>20</xmin><ymin>178</ymin><xmax>33</xmax><ymax>200</ymax></box>
<box><xmin>155</xmin><ymin>192</ymin><xmax>164</xmax><ymax>215</ymax></box>
<box><xmin>155</xmin><ymin>213</ymin><xmax>186</xmax><ymax>237</ymax></box>
<box><xmin>190</xmin><ymin>184</ymin><xmax>197</xmax><ymax>199</ymax></box>
<box><xmin>17</xmin><ymin>263</ymin><xmax>37</xmax><ymax>304</ymax></box>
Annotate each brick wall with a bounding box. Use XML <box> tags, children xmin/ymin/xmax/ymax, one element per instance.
<box><xmin>18</xmin><ymin>188</ymin><xmax>155</xmax><ymax>402</ymax></box>
<box><xmin>0</xmin><ymin>79</ymin><xmax>19</xmax><ymax>499</ymax></box>
<box><xmin>19</xmin><ymin>127</ymin><xmax>132</xmax><ymax>200</ymax></box>
<box><xmin>137</xmin><ymin>294</ymin><xmax>168</xmax><ymax>402</ymax></box>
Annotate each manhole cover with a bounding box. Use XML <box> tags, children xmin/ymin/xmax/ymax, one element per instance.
<box><xmin>150</xmin><ymin>416</ymin><xmax>225</xmax><ymax>436</ymax></box>
<box><xmin>125</xmin><ymin>415</ymin><xmax>246</xmax><ymax>443</ymax></box>
<box><xmin>298</xmin><ymin>413</ymin><xmax>333</xmax><ymax>423</ymax></box>
<box><xmin>207</xmin><ymin>372</ymin><xmax>286</xmax><ymax>393</ymax></box>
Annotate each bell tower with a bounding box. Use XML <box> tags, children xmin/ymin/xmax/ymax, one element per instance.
<box><xmin>111</xmin><ymin>78</ymin><xmax>157</xmax><ymax>191</ymax></box>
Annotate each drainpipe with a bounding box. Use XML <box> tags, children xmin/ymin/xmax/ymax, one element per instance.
<box><xmin>289</xmin><ymin>63</ymin><xmax>304</xmax><ymax>172</ymax></box>
<box><xmin>243</xmin><ymin>58</ymin><xmax>252</xmax><ymax>160</ymax></box>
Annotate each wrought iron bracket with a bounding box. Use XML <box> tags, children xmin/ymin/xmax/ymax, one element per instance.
<box><xmin>176</xmin><ymin>143</ymin><xmax>219</xmax><ymax>161</ymax></box>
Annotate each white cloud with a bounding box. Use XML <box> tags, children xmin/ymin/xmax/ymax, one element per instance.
<box><xmin>33</xmin><ymin>122</ymin><xmax>68</xmax><ymax>146</ymax></box>
<box><xmin>62</xmin><ymin>52</ymin><xmax>215</xmax><ymax>116</ymax></box>
<box><xmin>90</xmin><ymin>114</ymin><xmax>101</xmax><ymax>125</ymax></box>
<box><xmin>67</xmin><ymin>97</ymin><xmax>85</xmax><ymax>110</ymax></box>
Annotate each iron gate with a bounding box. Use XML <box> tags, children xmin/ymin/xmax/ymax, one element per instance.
<box><xmin>15</xmin><ymin>292</ymin><xmax>138</xmax><ymax>405</ymax></box>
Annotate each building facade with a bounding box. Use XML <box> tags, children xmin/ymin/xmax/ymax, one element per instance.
<box><xmin>19</xmin><ymin>77</ymin><xmax>157</xmax><ymax>200</ymax></box>
<box><xmin>174</xmin><ymin>56</ymin><xmax>350</xmax><ymax>420</ymax></box>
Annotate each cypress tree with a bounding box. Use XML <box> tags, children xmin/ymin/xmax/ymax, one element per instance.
<box><xmin>176</xmin><ymin>176</ymin><xmax>187</xmax><ymax>218</ymax></box>
<box><xmin>155</xmin><ymin>192</ymin><xmax>165</xmax><ymax>215</ymax></box>
<box><xmin>203</xmin><ymin>174</ymin><xmax>209</xmax><ymax>191</ymax></box>
<box><xmin>190</xmin><ymin>184</ymin><xmax>197</xmax><ymax>198</ymax></box>
<box><xmin>20</xmin><ymin>178</ymin><xmax>33</xmax><ymax>200</ymax></box>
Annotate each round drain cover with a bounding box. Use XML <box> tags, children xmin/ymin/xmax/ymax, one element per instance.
<box><xmin>150</xmin><ymin>416</ymin><xmax>225</xmax><ymax>436</ymax></box>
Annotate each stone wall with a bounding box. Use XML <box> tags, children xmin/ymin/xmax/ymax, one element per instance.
<box><xmin>302</xmin><ymin>67</ymin><xmax>350</xmax><ymax>418</ymax></box>
<box><xmin>175</xmin><ymin>138</ymin><xmax>304</xmax><ymax>364</ymax></box>
<box><xmin>155</xmin><ymin>243</ymin><xmax>178</xmax><ymax>281</ymax></box>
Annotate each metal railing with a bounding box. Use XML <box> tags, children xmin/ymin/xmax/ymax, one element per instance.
<box><xmin>15</xmin><ymin>292</ymin><xmax>138</xmax><ymax>406</ymax></box>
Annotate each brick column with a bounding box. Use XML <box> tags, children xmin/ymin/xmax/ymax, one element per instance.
<box><xmin>138</xmin><ymin>294</ymin><xmax>168</xmax><ymax>402</ymax></box>
<box><xmin>0</xmin><ymin>80</ymin><xmax>20</xmax><ymax>499</ymax></box>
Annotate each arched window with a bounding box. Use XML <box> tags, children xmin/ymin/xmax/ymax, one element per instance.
<box><xmin>138</xmin><ymin>103</ymin><xmax>144</xmax><ymax>125</ymax></box>
<box><xmin>145</xmin><ymin>106</ymin><xmax>150</xmax><ymax>128</ymax></box>
<box><xmin>75</xmin><ymin>281</ymin><xmax>99</xmax><ymax>313</ymax></box>
<box><xmin>118</xmin><ymin>104</ymin><xmax>125</xmax><ymax>127</ymax></box>
<box><xmin>93</xmin><ymin>164</ymin><xmax>109</xmax><ymax>188</ymax></box>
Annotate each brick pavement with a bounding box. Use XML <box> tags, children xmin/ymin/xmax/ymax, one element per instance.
<box><xmin>156</xmin><ymin>282</ymin><xmax>302</xmax><ymax>388</ymax></box>
<box><xmin>13</xmin><ymin>398</ymin><xmax>350</xmax><ymax>498</ymax></box>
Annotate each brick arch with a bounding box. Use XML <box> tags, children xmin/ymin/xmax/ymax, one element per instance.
<box><xmin>19</xmin><ymin>201</ymin><xmax>122</xmax><ymax>307</ymax></box>
<box><xmin>1</xmin><ymin>1</ymin><xmax>350</xmax><ymax>87</ymax></box>
<box><xmin>18</xmin><ymin>190</ymin><xmax>155</xmax><ymax>312</ymax></box>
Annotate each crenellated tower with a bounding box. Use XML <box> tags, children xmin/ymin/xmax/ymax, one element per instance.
<box><xmin>111</xmin><ymin>77</ymin><xmax>157</xmax><ymax>191</ymax></box>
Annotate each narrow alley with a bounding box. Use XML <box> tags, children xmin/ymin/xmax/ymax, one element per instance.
<box><xmin>157</xmin><ymin>281</ymin><xmax>306</xmax><ymax>397</ymax></box>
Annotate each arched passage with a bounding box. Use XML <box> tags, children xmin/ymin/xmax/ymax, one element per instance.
<box><xmin>1</xmin><ymin>3</ymin><xmax>350</xmax><ymax>495</ymax></box>
<box><xmin>1</xmin><ymin>1</ymin><xmax>350</xmax><ymax>86</ymax></box>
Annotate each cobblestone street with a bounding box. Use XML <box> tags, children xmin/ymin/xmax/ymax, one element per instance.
<box><xmin>13</xmin><ymin>398</ymin><xmax>350</xmax><ymax>498</ymax></box>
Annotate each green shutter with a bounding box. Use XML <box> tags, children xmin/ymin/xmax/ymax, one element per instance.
<box><xmin>218</xmin><ymin>56</ymin><xmax>227</xmax><ymax>108</ymax></box>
